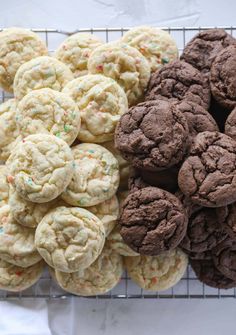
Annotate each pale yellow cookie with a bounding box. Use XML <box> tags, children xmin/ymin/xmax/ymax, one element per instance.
<box><xmin>55</xmin><ymin>243</ymin><xmax>123</xmax><ymax>296</ymax></box>
<box><xmin>0</xmin><ymin>166</ymin><xmax>9</xmax><ymax>207</ymax></box>
<box><xmin>0</xmin><ymin>205</ymin><xmax>41</xmax><ymax>267</ymax></box>
<box><xmin>13</xmin><ymin>56</ymin><xmax>73</xmax><ymax>100</ymax></box>
<box><xmin>61</xmin><ymin>143</ymin><xmax>119</xmax><ymax>207</ymax></box>
<box><xmin>54</xmin><ymin>33</ymin><xmax>103</xmax><ymax>78</ymax></box>
<box><xmin>7</xmin><ymin>134</ymin><xmax>74</xmax><ymax>203</ymax></box>
<box><xmin>107</xmin><ymin>225</ymin><xmax>139</xmax><ymax>256</ymax></box>
<box><xmin>63</xmin><ymin>74</ymin><xmax>128</xmax><ymax>143</ymax></box>
<box><xmin>0</xmin><ymin>27</ymin><xmax>48</xmax><ymax>92</ymax></box>
<box><xmin>121</xmin><ymin>26</ymin><xmax>178</xmax><ymax>73</ymax></box>
<box><xmin>88</xmin><ymin>42</ymin><xmax>150</xmax><ymax>105</ymax></box>
<box><xmin>16</xmin><ymin>88</ymin><xmax>81</xmax><ymax>145</ymax></box>
<box><xmin>125</xmin><ymin>249</ymin><xmax>188</xmax><ymax>291</ymax></box>
<box><xmin>87</xmin><ymin>195</ymin><xmax>119</xmax><ymax>236</ymax></box>
<box><xmin>0</xmin><ymin>99</ymin><xmax>20</xmax><ymax>162</ymax></box>
<box><xmin>102</xmin><ymin>141</ymin><xmax>130</xmax><ymax>190</ymax></box>
<box><xmin>0</xmin><ymin>259</ymin><xmax>44</xmax><ymax>292</ymax></box>
<box><xmin>8</xmin><ymin>186</ymin><xmax>55</xmax><ymax>228</ymax></box>
<box><xmin>35</xmin><ymin>206</ymin><xmax>105</xmax><ymax>273</ymax></box>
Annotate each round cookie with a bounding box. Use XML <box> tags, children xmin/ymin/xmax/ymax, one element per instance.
<box><xmin>0</xmin><ymin>27</ymin><xmax>48</xmax><ymax>92</ymax></box>
<box><xmin>145</xmin><ymin>60</ymin><xmax>210</xmax><ymax>110</ymax></box>
<box><xmin>0</xmin><ymin>205</ymin><xmax>41</xmax><ymax>267</ymax></box>
<box><xmin>0</xmin><ymin>99</ymin><xmax>20</xmax><ymax>162</ymax></box>
<box><xmin>0</xmin><ymin>166</ymin><xmax>9</xmax><ymax>207</ymax></box>
<box><xmin>87</xmin><ymin>195</ymin><xmax>119</xmax><ymax>236</ymax></box>
<box><xmin>102</xmin><ymin>141</ymin><xmax>130</xmax><ymax>190</ymax></box>
<box><xmin>8</xmin><ymin>186</ymin><xmax>55</xmax><ymax>228</ymax></box>
<box><xmin>107</xmin><ymin>225</ymin><xmax>139</xmax><ymax>257</ymax></box>
<box><xmin>225</xmin><ymin>107</ymin><xmax>236</xmax><ymax>140</ymax></box>
<box><xmin>210</xmin><ymin>45</ymin><xmax>236</xmax><ymax>109</ymax></box>
<box><xmin>178</xmin><ymin>131</ymin><xmax>236</xmax><ymax>207</ymax></box>
<box><xmin>125</xmin><ymin>248</ymin><xmax>188</xmax><ymax>291</ymax></box>
<box><xmin>61</xmin><ymin>143</ymin><xmax>119</xmax><ymax>207</ymax></box>
<box><xmin>55</xmin><ymin>243</ymin><xmax>123</xmax><ymax>296</ymax></box>
<box><xmin>63</xmin><ymin>74</ymin><xmax>128</xmax><ymax>143</ymax></box>
<box><xmin>121</xmin><ymin>26</ymin><xmax>178</xmax><ymax>73</ymax></box>
<box><xmin>7</xmin><ymin>134</ymin><xmax>74</xmax><ymax>203</ymax></box>
<box><xmin>16</xmin><ymin>88</ymin><xmax>80</xmax><ymax>145</ymax></box>
<box><xmin>212</xmin><ymin>239</ymin><xmax>236</xmax><ymax>281</ymax></box>
<box><xmin>119</xmin><ymin>187</ymin><xmax>188</xmax><ymax>255</ymax></box>
<box><xmin>0</xmin><ymin>259</ymin><xmax>44</xmax><ymax>292</ymax></box>
<box><xmin>190</xmin><ymin>258</ymin><xmax>236</xmax><ymax>289</ymax></box>
<box><xmin>54</xmin><ymin>32</ymin><xmax>103</xmax><ymax>77</ymax></box>
<box><xmin>87</xmin><ymin>42</ymin><xmax>150</xmax><ymax>106</ymax></box>
<box><xmin>115</xmin><ymin>99</ymin><xmax>189</xmax><ymax>171</ymax></box>
<box><xmin>181</xmin><ymin>28</ymin><xmax>236</xmax><ymax>74</ymax></box>
<box><xmin>13</xmin><ymin>56</ymin><xmax>73</xmax><ymax>100</ymax></box>
<box><xmin>35</xmin><ymin>206</ymin><xmax>105</xmax><ymax>273</ymax></box>
<box><xmin>180</xmin><ymin>206</ymin><xmax>228</xmax><ymax>253</ymax></box>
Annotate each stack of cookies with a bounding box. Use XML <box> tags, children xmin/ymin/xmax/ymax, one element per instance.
<box><xmin>0</xmin><ymin>26</ymin><xmax>235</xmax><ymax>296</ymax></box>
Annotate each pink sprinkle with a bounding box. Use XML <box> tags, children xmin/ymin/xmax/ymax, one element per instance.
<box><xmin>96</xmin><ymin>64</ymin><xmax>103</xmax><ymax>71</ymax></box>
<box><xmin>15</xmin><ymin>271</ymin><xmax>22</xmax><ymax>276</ymax></box>
<box><xmin>7</xmin><ymin>175</ymin><xmax>14</xmax><ymax>184</ymax></box>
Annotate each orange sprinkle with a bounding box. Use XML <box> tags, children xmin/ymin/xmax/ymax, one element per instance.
<box><xmin>15</xmin><ymin>271</ymin><xmax>22</xmax><ymax>276</ymax></box>
<box><xmin>7</xmin><ymin>175</ymin><xmax>14</xmax><ymax>184</ymax></box>
<box><xmin>151</xmin><ymin>277</ymin><xmax>158</xmax><ymax>284</ymax></box>
<box><xmin>96</xmin><ymin>64</ymin><xmax>103</xmax><ymax>71</ymax></box>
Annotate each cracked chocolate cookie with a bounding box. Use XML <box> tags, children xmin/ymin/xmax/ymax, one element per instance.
<box><xmin>212</xmin><ymin>238</ymin><xmax>236</xmax><ymax>281</ymax></box>
<box><xmin>223</xmin><ymin>202</ymin><xmax>236</xmax><ymax>238</ymax></box>
<box><xmin>178</xmin><ymin>131</ymin><xmax>236</xmax><ymax>207</ymax></box>
<box><xmin>119</xmin><ymin>187</ymin><xmax>188</xmax><ymax>255</ymax></box>
<box><xmin>145</xmin><ymin>60</ymin><xmax>210</xmax><ymax>109</ymax></box>
<box><xmin>181</xmin><ymin>29</ymin><xmax>236</xmax><ymax>75</ymax></box>
<box><xmin>210</xmin><ymin>45</ymin><xmax>236</xmax><ymax>109</ymax></box>
<box><xmin>115</xmin><ymin>99</ymin><xmax>189</xmax><ymax>171</ymax></box>
<box><xmin>225</xmin><ymin>107</ymin><xmax>236</xmax><ymax>140</ymax></box>
<box><xmin>190</xmin><ymin>258</ymin><xmax>236</xmax><ymax>289</ymax></box>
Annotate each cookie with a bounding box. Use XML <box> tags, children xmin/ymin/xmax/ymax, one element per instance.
<box><xmin>63</xmin><ymin>74</ymin><xmax>128</xmax><ymax>143</ymax></box>
<box><xmin>107</xmin><ymin>225</ymin><xmax>139</xmax><ymax>257</ymax></box>
<box><xmin>87</xmin><ymin>42</ymin><xmax>150</xmax><ymax>106</ymax></box>
<box><xmin>223</xmin><ymin>202</ymin><xmax>236</xmax><ymax>238</ymax></box>
<box><xmin>13</xmin><ymin>56</ymin><xmax>73</xmax><ymax>100</ymax></box>
<box><xmin>181</xmin><ymin>28</ymin><xmax>236</xmax><ymax>75</ymax></box>
<box><xmin>0</xmin><ymin>99</ymin><xmax>20</xmax><ymax>162</ymax></box>
<box><xmin>121</xmin><ymin>26</ymin><xmax>178</xmax><ymax>73</ymax></box>
<box><xmin>7</xmin><ymin>134</ymin><xmax>74</xmax><ymax>203</ymax></box>
<box><xmin>102</xmin><ymin>141</ymin><xmax>130</xmax><ymax>190</ymax></box>
<box><xmin>212</xmin><ymin>239</ymin><xmax>236</xmax><ymax>281</ymax></box>
<box><xmin>0</xmin><ymin>259</ymin><xmax>44</xmax><ymax>292</ymax></box>
<box><xmin>0</xmin><ymin>27</ymin><xmax>48</xmax><ymax>92</ymax></box>
<box><xmin>190</xmin><ymin>258</ymin><xmax>236</xmax><ymax>289</ymax></box>
<box><xmin>145</xmin><ymin>60</ymin><xmax>210</xmax><ymax>110</ymax></box>
<box><xmin>210</xmin><ymin>45</ymin><xmax>236</xmax><ymax>109</ymax></box>
<box><xmin>8</xmin><ymin>186</ymin><xmax>55</xmax><ymax>228</ymax></box>
<box><xmin>0</xmin><ymin>205</ymin><xmax>41</xmax><ymax>267</ymax></box>
<box><xmin>87</xmin><ymin>195</ymin><xmax>119</xmax><ymax>236</ymax></box>
<box><xmin>61</xmin><ymin>143</ymin><xmax>119</xmax><ymax>207</ymax></box>
<box><xmin>115</xmin><ymin>99</ymin><xmax>189</xmax><ymax>171</ymax></box>
<box><xmin>180</xmin><ymin>206</ymin><xmax>228</xmax><ymax>253</ymax></box>
<box><xmin>119</xmin><ymin>187</ymin><xmax>187</xmax><ymax>255</ymax></box>
<box><xmin>125</xmin><ymin>248</ymin><xmax>188</xmax><ymax>291</ymax></box>
<box><xmin>35</xmin><ymin>206</ymin><xmax>105</xmax><ymax>273</ymax></box>
<box><xmin>54</xmin><ymin>32</ymin><xmax>103</xmax><ymax>77</ymax></box>
<box><xmin>178</xmin><ymin>131</ymin><xmax>236</xmax><ymax>207</ymax></box>
<box><xmin>0</xmin><ymin>166</ymin><xmax>9</xmax><ymax>207</ymax></box>
<box><xmin>55</xmin><ymin>243</ymin><xmax>123</xmax><ymax>296</ymax></box>
<box><xmin>16</xmin><ymin>88</ymin><xmax>80</xmax><ymax>145</ymax></box>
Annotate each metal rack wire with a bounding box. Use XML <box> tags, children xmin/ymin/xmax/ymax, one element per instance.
<box><xmin>0</xmin><ymin>26</ymin><xmax>236</xmax><ymax>299</ymax></box>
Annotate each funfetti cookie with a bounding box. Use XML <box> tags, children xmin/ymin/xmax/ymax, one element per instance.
<box><xmin>63</xmin><ymin>74</ymin><xmax>128</xmax><ymax>143</ymax></box>
<box><xmin>0</xmin><ymin>27</ymin><xmax>48</xmax><ymax>92</ymax></box>
<box><xmin>54</xmin><ymin>33</ymin><xmax>103</xmax><ymax>77</ymax></box>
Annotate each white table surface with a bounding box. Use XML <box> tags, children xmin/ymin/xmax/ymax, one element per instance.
<box><xmin>0</xmin><ymin>1</ymin><xmax>235</xmax><ymax>334</ymax></box>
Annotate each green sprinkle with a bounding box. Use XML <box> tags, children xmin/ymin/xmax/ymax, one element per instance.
<box><xmin>56</xmin><ymin>132</ymin><xmax>61</xmax><ymax>138</ymax></box>
<box><xmin>27</xmin><ymin>177</ymin><xmax>33</xmax><ymax>185</ymax></box>
<box><xmin>161</xmin><ymin>58</ymin><xmax>169</xmax><ymax>64</ymax></box>
<box><xmin>0</xmin><ymin>227</ymin><xmax>3</xmax><ymax>234</ymax></box>
<box><xmin>72</xmin><ymin>162</ymin><xmax>76</xmax><ymax>168</ymax></box>
<box><xmin>88</xmin><ymin>150</ymin><xmax>94</xmax><ymax>154</ymax></box>
<box><xmin>78</xmin><ymin>198</ymin><xmax>87</xmax><ymax>206</ymax></box>
<box><xmin>71</xmin><ymin>112</ymin><xmax>77</xmax><ymax>120</ymax></box>
<box><xmin>64</xmin><ymin>125</ymin><xmax>70</xmax><ymax>132</ymax></box>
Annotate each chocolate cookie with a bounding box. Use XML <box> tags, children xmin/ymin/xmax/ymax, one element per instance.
<box><xmin>181</xmin><ymin>29</ymin><xmax>236</xmax><ymax>75</ymax></box>
<box><xmin>178</xmin><ymin>131</ymin><xmax>236</xmax><ymax>207</ymax></box>
<box><xmin>180</xmin><ymin>206</ymin><xmax>228</xmax><ymax>253</ymax></box>
<box><xmin>210</xmin><ymin>45</ymin><xmax>236</xmax><ymax>110</ymax></box>
<box><xmin>225</xmin><ymin>107</ymin><xmax>236</xmax><ymax>140</ymax></box>
<box><xmin>222</xmin><ymin>202</ymin><xmax>236</xmax><ymax>239</ymax></box>
<box><xmin>190</xmin><ymin>258</ymin><xmax>236</xmax><ymax>289</ymax></box>
<box><xmin>212</xmin><ymin>239</ymin><xmax>236</xmax><ymax>281</ymax></box>
<box><xmin>119</xmin><ymin>187</ymin><xmax>188</xmax><ymax>255</ymax></box>
<box><xmin>115</xmin><ymin>100</ymin><xmax>189</xmax><ymax>171</ymax></box>
<box><xmin>145</xmin><ymin>60</ymin><xmax>210</xmax><ymax>109</ymax></box>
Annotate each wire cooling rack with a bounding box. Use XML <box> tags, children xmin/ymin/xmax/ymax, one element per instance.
<box><xmin>1</xmin><ymin>26</ymin><xmax>236</xmax><ymax>300</ymax></box>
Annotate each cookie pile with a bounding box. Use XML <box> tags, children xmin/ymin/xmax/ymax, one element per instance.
<box><xmin>0</xmin><ymin>26</ymin><xmax>235</xmax><ymax>296</ymax></box>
